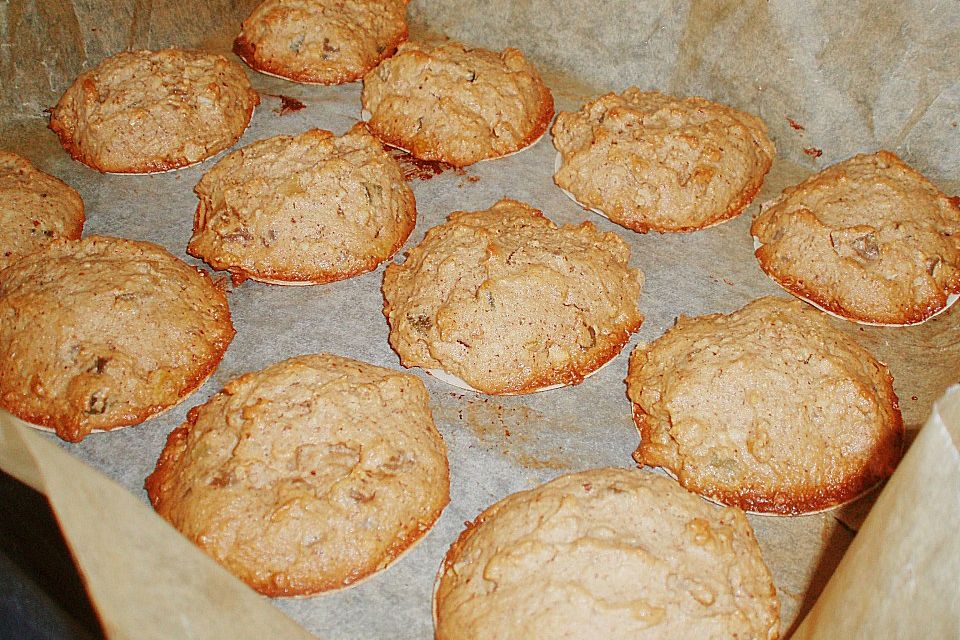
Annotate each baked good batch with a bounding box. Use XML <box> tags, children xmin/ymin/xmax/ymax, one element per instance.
<box><xmin>0</xmin><ymin>151</ymin><xmax>84</xmax><ymax>271</ymax></box>
<box><xmin>0</xmin><ymin>236</ymin><xmax>234</xmax><ymax>442</ymax></box>
<box><xmin>434</xmin><ymin>468</ymin><xmax>780</xmax><ymax>639</ymax></box>
<box><xmin>234</xmin><ymin>0</ymin><xmax>409</xmax><ymax>84</ymax></box>
<box><xmin>552</xmin><ymin>88</ymin><xmax>776</xmax><ymax>233</ymax></box>
<box><xmin>146</xmin><ymin>353</ymin><xmax>450</xmax><ymax>597</ymax></box>
<box><xmin>49</xmin><ymin>49</ymin><xmax>260</xmax><ymax>173</ymax></box>
<box><xmin>361</xmin><ymin>40</ymin><xmax>554</xmax><ymax>167</ymax></box>
<box><xmin>382</xmin><ymin>198</ymin><xmax>643</xmax><ymax>395</ymax></box>
<box><xmin>188</xmin><ymin>124</ymin><xmax>416</xmax><ymax>285</ymax></box>
<box><xmin>626</xmin><ymin>296</ymin><xmax>904</xmax><ymax>515</ymax></box>
<box><xmin>752</xmin><ymin>150</ymin><xmax>960</xmax><ymax>325</ymax></box>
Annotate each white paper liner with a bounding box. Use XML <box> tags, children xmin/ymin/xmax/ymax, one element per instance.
<box><xmin>361</xmin><ymin>108</ymin><xmax>547</xmax><ymax>163</ymax></box>
<box><xmin>424</xmin><ymin>357</ymin><xmax>614</xmax><ymax>395</ymax></box>
<box><xmin>751</xmin><ymin>236</ymin><xmax>960</xmax><ymax>327</ymax></box>
<box><xmin>654</xmin><ymin>465</ymin><xmax>885</xmax><ymax>517</ymax></box>
<box><xmin>249</xmin><ymin>66</ymin><xmax>359</xmax><ymax>86</ymax></box>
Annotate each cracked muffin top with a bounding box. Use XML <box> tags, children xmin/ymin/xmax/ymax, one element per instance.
<box><xmin>361</xmin><ymin>41</ymin><xmax>554</xmax><ymax>167</ymax></box>
<box><xmin>234</xmin><ymin>0</ymin><xmax>409</xmax><ymax>84</ymax></box>
<box><xmin>146</xmin><ymin>353</ymin><xmax>449</xmax><ymax>596</ymax></box>
<box><xmin>49</xmin><ymin>49</ymin><xmax>259</xmax><ymax>173</ymax></box>
<box><xmin>0</xmin><ymin>235</ymin><xmax>234</xmax><ymax>442</ymax></box>
<box><xmin>188</xmin><ymin>124</ymin><xmax>415</xmax><ymax>285</ymax></box>
<box><xmin>752</xmin><ymin>150</ymin><xmax>960</xmax><ymax>325</ymax></box>
<box><xmin>626</xmin><ymin>296</ymin><xmax>903</xmax><ymax>514</ymax></box>
<box><xmin>552</xmin><ymin>88</ymin><xmax>774</xmax><ymax>233</ymax></box>
<box><xmin>434</xmin><ymin>468</ymin><xmax>780</xmax><ymax>640</ymax></box>
<box><xmin>0</xmin><ymin>151</ymin><xmax>84</xmax><ymax>272</ymax></box>
<box><xmin>382</xmin><ymin>198</ymin><xmax>643</xmax><ymax>394</ymax></box>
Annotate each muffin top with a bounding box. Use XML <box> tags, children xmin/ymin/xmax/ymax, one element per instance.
<box><xmin>0</xmin><ymin>235</ymin><xmax>234</xmax><ymax>441</ymax></box>
<box><xmin>49</xmin><ymin>49</ymin><xmax>259</xmax><ymax>173</ymax></box>
<box><xmin>147</xmin><ymin>354</ymin><xmax>449</xmax><ymax>596</ymax></box>
<box><xmin>435</xmin><ymin>468</ymin><xmax>780</xmax><ymax>640</ymax></box>
<box><xmin>362</xmin><ymin>41</ymin><xmax>554</xmax><ymax>167</ymax></box>
<box><xmin>752</xmin><ymin>150</ymin><xmax>960</xmax><ymax>325</ymax></box>
<box><xmin>0</xmin><ymin>151</ymin><xmax>84</xmax><ymax>271</ymax></box>
<box><xmin>553</xmin><ymin>88</ymin><xmax>775</xmax><ymax>233</ymax></box>
<box><xmin>188</xmin><ymin>124</ymin><xmax>415</xmax><ymax>284</ymax></box>
<box><xmin>382</xmin><ymin>198</ymin><xmax>643</xmax><ymax>394</ymax></box>
<box><xmin>234</xmin><ymin>0</ymin><xmax>409</xmax><ymax>84</ymax></box>
<box><xmin>627</xmin><ymin>296</ymin><xmax>903</xmax><ymax>514</ymax></box>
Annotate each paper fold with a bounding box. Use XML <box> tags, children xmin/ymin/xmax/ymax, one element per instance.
<box><xmin>792</xmin><ymin>385</ymin><xmax>960</xmax><ymax>639</ymax></box>
<box><xmin>0</xmin><ymin>412</ymin><xmax>316</xmax><ymax>640</ymax></box>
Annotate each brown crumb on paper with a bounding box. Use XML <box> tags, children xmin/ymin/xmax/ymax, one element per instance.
<box><xmin>787</xmin><ymin>117</ymin><xmax>806</xmax><ymax>131</ymax></box>
<box><xmin>388</xmin><ymin>148</ymin><xmax>453</xmax><ymax>181</ymax></box>
<box><xmin>804</xmin><ymin>147</ymin><xmax>823</xmax><ymax>158</ymax></box>
<box><xmin>263</xmin><ymin>93</ymin><xmax>306</xmax><ymax>116</ymax></box>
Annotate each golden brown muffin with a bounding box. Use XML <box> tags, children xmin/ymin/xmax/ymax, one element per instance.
<box><xmin>146</xmin><ymin>353</ymin><xmax>450</xmax><ymax>597</ymax></box>
<box><xmin>382</xmin><ymin>198</ymin><xmax>643</xmax><ymax>395</ymax></box>
<box><xmin>552</xmin><ymin>88</ymin><xmax>775</xmax><ymax>233</ymax></box>
<box><xmin>188</xmin><ymin>124</ymin><xmax>416</xmax><ymax>285</ymax></box>
<box><xmin>626</xmin><ymin>297</ymin><xmax>903</xmax><ymax>514</ymax></box>
<box><xmin>0</xmin><ymin>236</ymin><xmax>234</xmax><ymax>442</ymax></box>
<box><xmin>0</xmin><ymin>151</ymin><xmax>84</xmax><ymax>271</ymax></box>
<box><xmin>49</xmin><ymin>49</ymin><xmax>259</xmax><ymax>174</ymax></box>
<box><xmin>434</xmin><ymin>468</ymin><xmax>780</xmax><ymax>640</ymax></box>
<box><xmin>234</xmin><ymin>0</ymin><xmax>409</xmax><ymax>84</ymax></box>
<box><xmin>361</xmin><ymin>41</ymin><xmax>554</xmax><ymax>167</ymax></box>
<box><xmin>752</xmin><ymin>151</ymin><xmax>960</xmax><ymax>325</ymax></box>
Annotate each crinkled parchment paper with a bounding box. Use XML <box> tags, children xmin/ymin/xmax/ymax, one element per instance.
<box><xmin>0</xmin><ymin>1</ymin><xmax>958</xmax><ymax>637</ymax></box>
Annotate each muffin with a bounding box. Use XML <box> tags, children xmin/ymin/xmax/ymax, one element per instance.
<box><xmin>146</xmin><ymin>353</ymin><xmax>450</xmax><ymax>596</ymax></box>
<box><xmin>552</xmin><ymin>88</ymin><xmax>775</xmax><ymax>233</ymax></box>
<box><xmin>49</xmin><ymin>49</ymin><xmax>259</xmax><ymax>173</ymax></box>
<box><xmin>626</xmin><ymin>296</ymin><xmax>904</xmax><ymax>514</ymax></box>
<box><xmin>752</xmin><ymin>150</ymin><xmax>960</xmax><ymax>325</ymax></box>
<box><xmin>0</xmin><ymin>151</ymin><xmax>84</xmax><ymax>271</ymax></box>
<box><xmin>382</xmin><ymin>198</ymin><xmax>643</xmax><ymax>394</ymax></box>
<box><xmin>361</xmin><ymin>41</ymin><xmax>554</xmax><ymax>167</ymax></box>
<box><xmin>435</xmin><ymin>468</ymin><xmax>780</xmax><ymax>639</ymax></box>
<box><xmin>234</xmin><ymin>0</ymin><xmax>409</xmax><ymax>84</ymax></box>
<box><xmin>0</xmin><ymin>236</ymin><xmax>234</xmax><ymax>442</ymax></box>
<box><xmin>188</xmin><ymin>124</ymin><xmax>416</xmax><ymax>284</ymax></box>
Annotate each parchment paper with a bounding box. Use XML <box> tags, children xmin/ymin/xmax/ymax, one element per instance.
<box><xmin>0</xmin><ymin>1</ymin><xmax>958</xmax><ymax>638</ymax></box>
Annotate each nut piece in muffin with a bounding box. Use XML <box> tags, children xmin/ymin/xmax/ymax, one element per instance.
<box><xmin>752</xmin><ymin>150</ymin><xmax>960</xmax><ymax>325</ymax></box>
<box><xmin>361</xmin><ymin>41</ymin><xmax>554</xmax><ymax>167</ymax></box>
<box><xmin>0</xmin><ymin>151</ymin><xmax>84</xmax><ymax>271</ymax></box>
<box><xmin>434</xmin><ymin>468</ymin><xmax>780</xmax><ymax>640</ymax></box>
<box><xmin>234</xmin><ymin>0</ymin><xmax>409</xmax><ymax>84</ymax></box>
<box><xmin>552</xmin><ymin>88</ymin><xmax>775</xmax><ymax>233</ymax></box>
<box><xmin>146</xmin><ymin>353</ymin><xmax>450</xmax><ymax>597</ymax></box>
<box><xmin>626</xmin><ymin>296</ymin><xmax>903</xmax><ymax>515</ymax></box>
<box><xmin>188</xmin><ymin>124</ymin><xmax>416</xmax><ymax>285</ymax></box>
<box><xmin>49</xmin><ymin>49</ymin><xmax>259</xmax><ymax>174</ymax></box>
<box><xmin>382</xmin><ymin>198</ymin><xmax>643</xmax><ymax>395</ymax></box>
<box><xmin>0</xmin><ymin>236</ymin><xmax>234</xmax><ymax>442</ymax></box>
